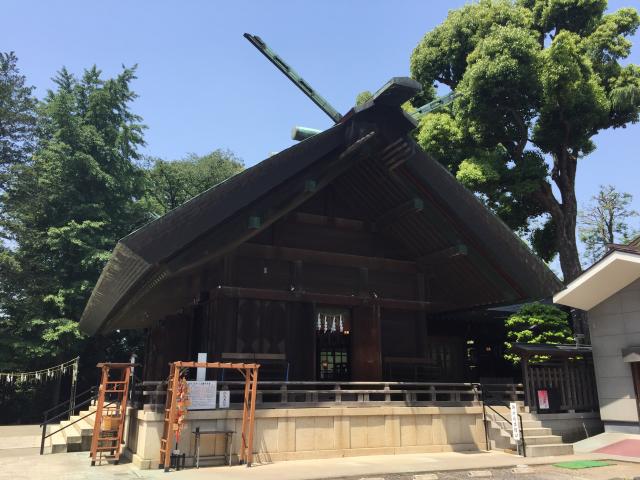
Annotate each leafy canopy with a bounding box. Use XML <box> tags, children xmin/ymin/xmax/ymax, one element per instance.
<box><xmin>0</xmin><ymin>65</ymin><xmax>147</xmax><ymax>367</ymax></box>
<box><xmin>411</xmin><ymin>0</ymin><xmax>640</xmax><ymax>282</ymax></box>
<box><xmin>143</xmin><ymin>150</ymin><xmax>244</xmax><ymax>216</ymax></box>
<box><xmin>0</xmin><ymin>52</ymin><xmax>37</xmax><ymax>187</ymax></box>
<box><xmin>504</xmin><ymin>302</ymin><xmax>573</xmax><ymax>364</ymax></box>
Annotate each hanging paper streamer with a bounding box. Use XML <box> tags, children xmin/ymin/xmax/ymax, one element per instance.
<box><xmin>0</xmin><ymin>357</ymin><xmax>79</xmax><ymax>385</ymax></box>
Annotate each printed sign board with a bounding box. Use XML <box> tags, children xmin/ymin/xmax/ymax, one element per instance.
<box><xmin>187</xmin><ymin>380</ymin><xmax>217</xmax><ymax>410</ymax></box>
<box><xmin>537</xmin><ymin>389</ymin><xmax>550</xmax><ymax>410</ymax></box>
<box><xmin>219</xmin><ymin>390</ymin><xmax>230</xmax><ymax>409</ymax></box>
<box><xmin>510</xmin><ymin>402</ymin><xmax>521</xmax><ymax>441</ymax></box>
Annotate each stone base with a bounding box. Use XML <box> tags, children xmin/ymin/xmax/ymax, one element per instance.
<box><xmin>125</xmin><ymin>406</ymin><xmax>487</xmax><ymax>469</ymax></box>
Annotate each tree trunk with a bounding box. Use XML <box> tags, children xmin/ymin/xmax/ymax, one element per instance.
<box><xmin>557</xmin><ymin>222</ymin><xmax>582</xmax><ymax>283</ymax></box>
<box><xmin>536</xmin><ymin>151</ymin><xmax>583</xmax><ymax>284</ymax></box>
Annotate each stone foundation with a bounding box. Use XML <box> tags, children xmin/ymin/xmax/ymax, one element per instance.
<box><xmin>125</xmin><ymin>406</ymin><xmax>487</xmax><ymax>469</ymax></box>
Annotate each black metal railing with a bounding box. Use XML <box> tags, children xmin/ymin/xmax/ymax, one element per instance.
<box><xmin>479</xmin><ymin>387</ymin><xmax>526</xmax><ymax>457</ymax></box>
<box><xmin>40</xmin><ymin>386</ymin><xmax>101</xmax><ymax>455</ymax></box>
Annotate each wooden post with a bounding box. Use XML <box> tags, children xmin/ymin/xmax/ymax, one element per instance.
<box><xmin>90</xmin><ymin>366</ymin><xmax>108</xmax><ymax>466</ymax></box>
<box><xmin>163</xmin><ymin>364</ymin><xmax>180</xmax><ymax>471</ymax></box>
<box><xmin>239</xmin><ymin>368</ymin><xmax>251</xmax><ymax>464</ymax></box>
<box><xmin>521</xmin><ymin>353</ymin><xmax>532</xmax><ymax>408</ymax></box>
<box><xmin>246</xmin><ymin>367</ymin><xmax>259</xmax><ymax>467</ymax></box>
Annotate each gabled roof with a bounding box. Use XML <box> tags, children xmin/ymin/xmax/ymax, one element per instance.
<box><xmin>554</xmin><ymin>242</ymin><xmax>640</xmax><ymax>311</ymax></box>
<box><xmin>80</xmin><ymin>78</ymin><xmax>562</xmax><ymax>335</ymax></box>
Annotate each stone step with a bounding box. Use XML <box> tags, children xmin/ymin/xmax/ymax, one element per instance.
<box><xmin>71</xmin><ymin>413</ymin><xmax>96</xmax><ymax>434</ymax></box>
<box><xmin>59</xmin><ymin>420</ymin><xmax>82</xmax><ymax>452</ymax></box>
<box><xmin>49</xmin><ymin>429</ymin><xmax>67</xmax><ymax>454</ymax></box>
<box><xmin>70</xmin><ymin>414</ymin><xmax>96</xmax><ymax>451</ymax></box>
<box><xmin>521</xmin><ymin>427</ymin><xmax>552</xmax><ymax>437</ymax></box>
<box><xmin>494</xmin><ymin>420</ymin><xmax>542</xmax><ymax>429</ymax></box>
<box><xmin>522</xmin><ymin>435</ymin><xmax>563</xmax><ymax>445</ymax></box>
<box><xmin>525</xmin><ymin>442</ymin><xmax>573</xmax><ymax>457</ymax></box>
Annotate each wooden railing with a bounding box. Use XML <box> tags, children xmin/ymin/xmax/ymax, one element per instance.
<box><xmin>134</xmin><ymin>381</ymin><xmax>525</xmax><ymax>410</ymax></box>
<box><xmin>524</xmin><ymin>361</ymin><xmax>598</xmax><ymax>412</ymax></box>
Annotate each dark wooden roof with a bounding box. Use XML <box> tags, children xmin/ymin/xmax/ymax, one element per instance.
<box><xmin>79</xmin><ymin>78</ymin><xmax>562</xmax><ymax>335</ymax></box>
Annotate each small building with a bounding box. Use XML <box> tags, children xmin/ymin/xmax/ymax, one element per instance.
<box><xmin>554</xmin><ymin>238</ymin><xmax>640</xmax><ymax>434</ymax></box>
<box><xmin>79</xmin><ymin>78</ymin><xmax>566</xmax><ymax>466</ymax></box>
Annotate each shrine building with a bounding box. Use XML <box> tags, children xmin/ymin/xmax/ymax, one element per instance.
<box><xmin>78</xmin><ymin>78</ymin><xmax>570</xmax><ymax>466</ymax></box>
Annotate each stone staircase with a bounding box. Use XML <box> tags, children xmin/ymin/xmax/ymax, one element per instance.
<box><xmin>485</xmin><ymin>405</ymin><xmax>573</xmax><ymax>457</ymax></box>
<box><xmin>44</xmin><ymin>405</ymin><xmax>97</xmax><ymax>454</ymax></box>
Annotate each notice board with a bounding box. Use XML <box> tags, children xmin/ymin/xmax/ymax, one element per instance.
<box><xmin>187</xmin><ymin>380</ymin><xmax>217</xmax><ymax>410</ymax></box>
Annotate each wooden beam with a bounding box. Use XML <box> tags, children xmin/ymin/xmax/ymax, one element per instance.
<box><xmin>417</xmin><ymin>244</ymin><xmax>468</xmax><ymax>265</ymax></box>
<box><xmin>375</xmin><ymin>197</ymin><xmax>424</xmax><ymax>230</ymax></box>
<box><xmin>237</xmin><ymin>243</ymin><xmax>418</xmax><ymax>274</ymax></box>
<box><xmin>290</xmin><ymin>212</ymin><xmax>367</xmax><ymax>232</ymax></box>
<box><xmin>212</xmin><ymin>285</ymin><xmax>447</xmax><ymax>312</ymax></box>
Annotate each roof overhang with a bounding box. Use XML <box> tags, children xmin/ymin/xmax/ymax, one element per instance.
<box><xmin>553</xmin><ymin>250</ymin><xmax>640</xmax><ymax>310</ymax></box>
<box><xmin>511</xmin><ymin>342</ymin><xmax>592</xmax><ymax>357</ymax></box>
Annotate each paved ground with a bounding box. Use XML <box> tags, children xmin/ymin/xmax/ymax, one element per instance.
<box><xmin>597</xmin><ymin>439</ymin><xmax>640</xmax><ymax>457</ymax></box>
<box><xmin>1</xmin><ymin>425</ymin><xmax>639</xmax><ymax>480</ymax></box>
<box><xmin>1</xmin><ymin>449</ymin><xmax>639</xmax><ymax>480</ymax></box>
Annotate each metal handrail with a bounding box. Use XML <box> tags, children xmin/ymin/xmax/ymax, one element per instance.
<box><xmin>42</xmin><ymin>386</ymin><xmax>97</xmax><ymax>418</ymax></box>
<box><xmin>480</xmin><ymin>387</ymin><xmax>526</xmax><ymax>457</ymax></box>
<box><xmin>39</xmin><ymin>389</ymin><xmax>104</xmax><ymax>455</ymax></box>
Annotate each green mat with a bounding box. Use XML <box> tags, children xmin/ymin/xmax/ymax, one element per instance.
<box><xmin>553</xmin><ymin>460</ymin><xmax>614</xmax><ymax>469</ymax></box>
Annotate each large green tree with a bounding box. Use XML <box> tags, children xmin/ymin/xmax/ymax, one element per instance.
<box><xmin>411</xmin><ymin>0</ymin><xmax>640</xmax><ymax>282</ymax></box>
<box><xmin>143</xmin><ymin>150</ymin><xmax>243</xmax><ymax>216</ymax></box>
<box><xmin>0</xmin><ymin>52</ymin><xmax>37</xmax><ymax>188</ymax></box>
<box><xmin>0</xmin><ymin>66</ymin><xmax>147</xmax><ymax>369</ymax></box>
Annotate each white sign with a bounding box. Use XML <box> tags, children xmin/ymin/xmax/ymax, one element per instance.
<box><xmin>196</xmin><ymin>353</ymin><xmax>207</xmax><ymax>381</ymax></box>
<box><xmin>218</xmin><ymin>390</ymin><xmax>230</xmax><ymax>409</ymax></box>
<box><xmin>510</xmin><ymin>402</ymin><xmax>521</xmax><ymax>441</ymax></box>
<box><xmin>187</xmin><ymin>380</ymin><xmax>217</xmax><ymax>410</ymax></box>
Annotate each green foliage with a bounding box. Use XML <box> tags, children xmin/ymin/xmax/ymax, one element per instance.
<box><xmin>0</xmin><ymin>52</ymin><xmax>37</xmax><ymax>187</ymax></box>
<box><xmin>0</xmin><ymin>57</ymin><xmax>245</xmax><ymax>422</ymax></box>
<box><xmin>504</xmin><ymin>303</ymin><xmax>573</xmax><ymax>364</ymax></box>
<box><xmin>142</xmin><ymin>150</ymin><xmax>244</xmax><ymax>216</ymax></box>
<box><xmin>355</xmin><ymin>90</ymin><xmax>373</xmax><ymax>106</ymax></box>
<box><xmin>411</xmin><ymin>0</ymin><xmax>640</xmax><ymax>282</ymax></box>
<box><xmin>579</xmin><ymin>184</ymin><xmax>638</xmax><ymax>263</ymax></box>
<box><xmin>0</xmin><ymin>65</ymin><xmax>148</xmax><ymax>369</ymax></box>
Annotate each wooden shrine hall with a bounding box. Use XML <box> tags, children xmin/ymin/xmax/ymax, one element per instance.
<box><xmin>79</xmin><ymin>77</ymin><xmax>562</xmax><ymax>386</ymax></box>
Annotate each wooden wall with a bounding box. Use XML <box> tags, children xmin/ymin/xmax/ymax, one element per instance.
<box><xmin>143</xmin><ymin>188</ymin><xmax>469</xmax><ymax>382</ymax></box>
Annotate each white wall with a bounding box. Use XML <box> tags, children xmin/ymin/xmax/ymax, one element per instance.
<box><xmin>589</xmin><ymin>277</ymin><xmax>640</xmax><ymax>433</ymax></box>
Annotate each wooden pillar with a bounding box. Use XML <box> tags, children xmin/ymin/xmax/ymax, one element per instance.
<box><xmin>521</xmin><ymin>353</ymin><xmax>532</xmax><ymax>409</ymax></box>
<box><xmin>351</xmin><ymin>305</ymin><xmax>382</xmax><ymax>381</ymax></box>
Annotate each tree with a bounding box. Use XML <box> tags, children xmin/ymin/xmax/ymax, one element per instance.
<box><xmin>355</xmin><ymin>91</ymin><xmax>373</xmax><ymax>106</ymax></box>
<box><xmin>411</xmin><ymin>0</ymin><xmax>640</xmax><ymax>282</ymax></box>
<box><xmin>0</xmin><ymin>65</ymin><xmax>147</xmax><ymax>370</ymax></box>
<box><xmin>0</xmin><ymin>52</ymin><xmax>37</xmax><ymax>188</ymax></box>
<box><xmin>143</xmin><ymin>150</ymin><xmax>244</xmax><ymax>216</ymax></box>
<box><xmin>579</xmin><ymin>184</ymin><xmax>638</xmax><ymax>263</ymax></box>
<box><xmin>504</xmin><ymin>303</ymin><xmax>573</xmax><ymax>364</ymax></box>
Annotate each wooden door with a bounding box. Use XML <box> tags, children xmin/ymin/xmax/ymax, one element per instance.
<box><xmin>351</xmin><ymin>305</ymin><xmax>382</xmax><ymax>381</ymax></box>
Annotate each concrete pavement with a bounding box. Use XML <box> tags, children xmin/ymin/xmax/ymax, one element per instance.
<box><xmin>150</xmin><ymin>451</ymin><xmax>640</xmax><ymax>480</ymax></box>
<box><xmin>0</xmin><ymin>425</ymin><xmax>639</xmax><ymax>480</ymax></box>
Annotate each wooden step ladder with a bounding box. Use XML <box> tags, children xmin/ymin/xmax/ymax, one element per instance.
<box><xmin>159</xmin><ymin>361</ymin><xmax>260</xmax><ymax>471</ymax></box>
<box><xmin>89</xmin><ymin>363</ymin><xmax>134</xmax><ymax>466</ymax></box>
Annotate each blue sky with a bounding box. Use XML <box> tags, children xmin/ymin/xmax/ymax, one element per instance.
<box><xmin>3</xmin><ymin>0</ymin><xmax>640</xmax><ymax>248</ymax></box>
